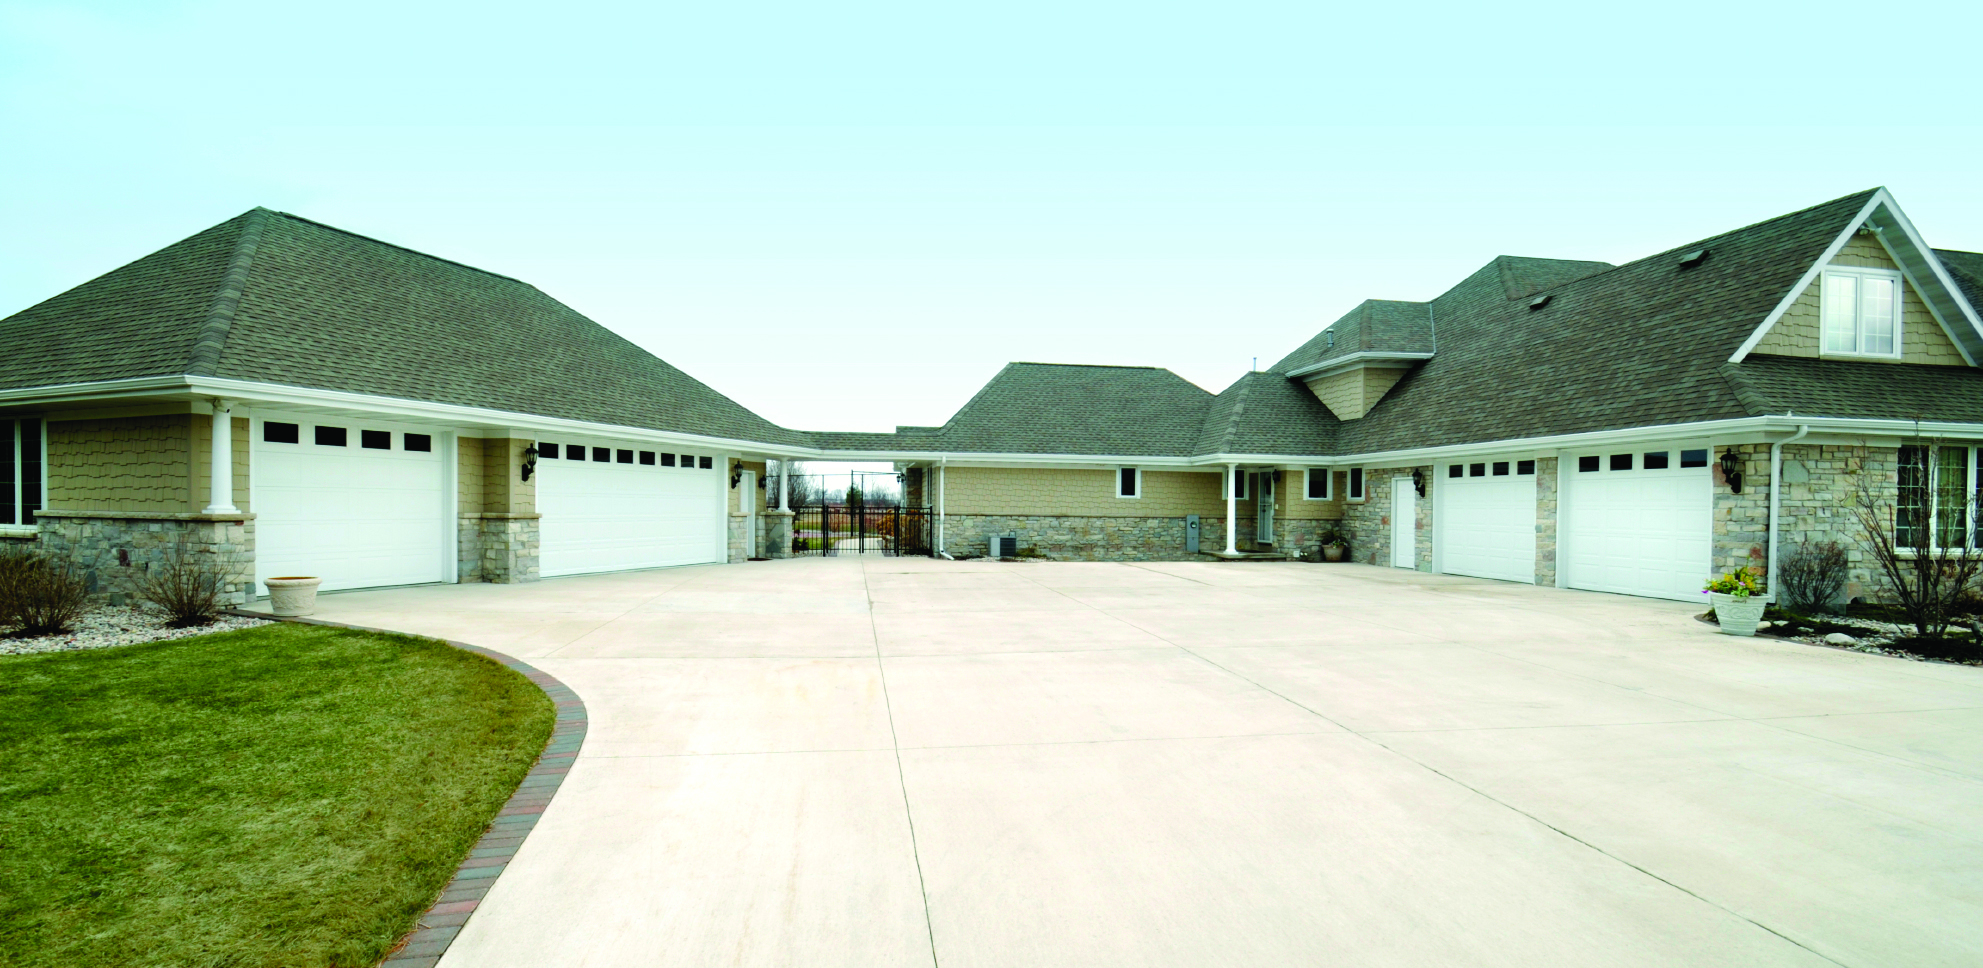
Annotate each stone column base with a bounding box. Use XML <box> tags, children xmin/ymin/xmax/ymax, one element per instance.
<box><xmin>35</xmin><ymin>509</ymin><xmax>257</xmax><ymax>605</ymax></box>
<box><xmin>460</xmin><ymin>513</ymin><xmax>540</xmax><ymax>584</ymax></box>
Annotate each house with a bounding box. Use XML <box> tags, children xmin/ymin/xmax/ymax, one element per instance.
<box><xmin>3</xmin><ymin>189</ymin><xmax>1980</xmax><ymax>606</ymax></box>
<box><xmin>859</xmin><ymin>189</ymin><xmax>1983</xmax><ymax>601</ymax></box>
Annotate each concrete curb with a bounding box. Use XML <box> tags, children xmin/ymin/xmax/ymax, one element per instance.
<box><xmin>224</xmin><ymin>611</ymin><xmax>587</xmax><ymax>968</ymax></box>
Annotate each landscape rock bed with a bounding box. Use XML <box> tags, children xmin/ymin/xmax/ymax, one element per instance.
<box><xmin>1</xmin><ymin>606</ymin><xmax>272</xmax><ymax>656</ymax></box>
<box><xmin>1717</xmin><ymin>612</ymin><xmax>1983</xmax><ymax>667</ymax></box>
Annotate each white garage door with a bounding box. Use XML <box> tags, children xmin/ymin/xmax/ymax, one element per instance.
<box><xmin>254</xmin><ymin>418</ymin><xmax>449</xmax><ymax>594</ymax></box>
<box><xmin>536</xmin><ymin>441</ymin><xmax>723</xmax><ymax>577</ymax></box>
<box><xmin>1564</xmin><ymin>446</ymin><xmax>1712</xmax><ymax>601</ymax></box>
<box><xmin>1436</xmin><ymin>458</ymin><xmax>1538</xmax><ymax>583</ymax></box>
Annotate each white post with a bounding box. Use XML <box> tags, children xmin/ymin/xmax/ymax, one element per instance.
<box><xmin>779</xmin><ymin>459</ymin><xmax>790</xmax><ymax>511</ymax></box>
<box><xmin>937</xmin><ymin>459</ymin><xmax>947</xmax><ymax>554</ymax></box>
<box><xmin>1224</xmin><ymin>463</ymin><xmax>1238</xmax><ymax>555</ymax></box>
<box><xmin>203</xmin><ymin>399</ymin><xmax>239</xmax><ymax>514</ymax></box>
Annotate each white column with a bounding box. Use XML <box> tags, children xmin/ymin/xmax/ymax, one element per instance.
<box><xmin>778</xmin><ymin>459</ymin><xmax>790</xmax><ymax>511</ymax></box>
<box><xmin>937</xmin><ymin>459</ymin><xmax>946</xmax><ymax>553</ymax></box>
<box><xmin>1224</xmin><ymin>463</ymin><xmax>1238</xmax><ymax>555</ymax></box>
<box><xmin>203</xmin><ymin>399</ymin><xmax>239</xmax><ymax>514</ymax></box>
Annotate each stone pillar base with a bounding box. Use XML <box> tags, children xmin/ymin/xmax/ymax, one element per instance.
<box><xmin>764</xmin><ymin>510</ymin><xmax>795</xmax><ymax>559</ymax></box>
<box><xmin>460</xmin><ymin>513</ymin><xmax>540</xmax><ymax>584</ymax></box>
<box><xmin>35</xmin><ymin>509</ymin><xmax>257</xmax><ymax>605</ymax></box>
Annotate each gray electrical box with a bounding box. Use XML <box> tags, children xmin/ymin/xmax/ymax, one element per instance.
<box><xmin>1185</xmin><ymin>514</ymin><xmax>1200</xmax><ymax>553</ymax></box>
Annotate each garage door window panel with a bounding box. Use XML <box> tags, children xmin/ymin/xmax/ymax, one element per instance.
<box><xmin>315</xmin><ymin>426</ymin><xmax>347</xmax><ymax>447</ymax></box>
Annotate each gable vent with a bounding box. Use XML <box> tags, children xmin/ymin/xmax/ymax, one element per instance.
<box><xmin>1678</xmin><ymin>248</ymin><xmax>1710</xmax><ymax>269</ymax></box>
<box><xmin>1528</xmin><ymin>293</ymin><xmax>1552</xmax><ymax>310</ymax></box>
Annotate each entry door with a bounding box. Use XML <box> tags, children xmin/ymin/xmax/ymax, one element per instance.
<box><xmin>1255</xmin><ymin>472</ymin><xmax>1275</xmax><ymax>545</ymax></box>
<box><xmin>1392</xmin><ymin>477</ymin><xmax>1416</xmax><ymax>568</ymax></box>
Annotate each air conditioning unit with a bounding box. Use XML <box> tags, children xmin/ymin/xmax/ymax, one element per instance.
<box><xmin>990</xmin><ymin>534</ymin><xmax>1018</xmax><ymax>558</ymax></box>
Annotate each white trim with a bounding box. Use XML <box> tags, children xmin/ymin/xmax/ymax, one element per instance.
<box><xmin>1302</xmin><ymin>466</ymin><xmax>1332</xmax><ymax>500</ymax></box>
<box><xmin>441</xmin><ymin>431</ymin><xmax>459</xmax><ymax>584</ymax></box>
<box><xmin>1284</xmin><ymin>351</ymin><xmax>1435</xmax><ymax>381</ymax></box>
<box><xmin>1114</xmin><ymin>466</ymin><xmax>1143</xmax><ymax>499</ymax></box>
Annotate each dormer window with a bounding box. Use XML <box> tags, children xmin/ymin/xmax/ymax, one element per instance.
<box><xmin>1821</xmin><ymin>266</ymin><xmax>1902</xmax><ymax>358</ymax></box>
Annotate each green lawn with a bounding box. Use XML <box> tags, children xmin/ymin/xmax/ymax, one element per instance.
<box><xmin>0</xmin><ymin>623</ymin><xmax>555</xmax><ymax>967</ymax></box>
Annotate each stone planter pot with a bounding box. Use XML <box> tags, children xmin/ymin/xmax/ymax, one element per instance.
<box><xmin>1710</xmin><ymin>592</ymin><xmax>1765</xmax><ymax>636</ymax></box>
<box><xmin>266</xmin><ymin>577</ymin><xmax>323</xmax><ymax>617</ymax></box>
<box><xmin>1323</xmin><ymin>544</ymin><xmax>1346</xmax><ymax>563</ymax></box>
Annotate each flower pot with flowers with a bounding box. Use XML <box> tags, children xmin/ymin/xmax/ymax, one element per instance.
<box><xmin>1703</xmin><ymin>570</ymin><xmax>1766</xmax><ymax>636</ymax></box>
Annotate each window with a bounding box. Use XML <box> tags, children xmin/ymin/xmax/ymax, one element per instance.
<box><xmin>538</xmin><ymin>441</ymin><xmax>557</xmax><ymax>458</ymax></box>
<box><xmin>361</xmin><ymin>430</ymin><xmax>391</xmax><ymax>450</ymax></box>
<box><xmin>1681</xmin><ymin>449</ymin><xmax>1709</xmax><ymax>468</ymax></box>
<box><xmin>1899</xmin><ymin>445</ymin><xmax>1977</xmax><ymax>551</ymax></box>
<box><xmin>315</xmin><ymin>426</ymin><xmax>347</xmax><ymax>447</ymax></box>
<box><xmin>592</xmin><ymin>447</ymin><xmax>610</xmax><ymax>463</ymax></box>
<box><xmin>1448</xmin><ymin>464</ymin><xmax>1462</xmax><ymax>479</ymax></box>
<box><xmin>1469</xmin><ymin>463</ymin><xmax>1485</xmax><ymax>477</ymax></box>
<box><xmin>639</xmin><ymin>451</ymin><xmax>656</xmax><ymax>465</ymax></box>
<box><xmin>1491</xmin><ymin>461</ymin><xmax>1509</xmax><ymax>476</ymax></box>
<box><xmin>566</xmin><ymin>444</ymin><xmax>585</xmax><ymax>460</ymax></box>
<box><xmin>698</xmin><ymin>456</ymin><xmax>712</xmax><ymax>469</ymax></box>
<box><xmin>662</xmin><ymin>452</ymin><xmax>677</xmax><ymax>467</ymax></box>
<box><xmin>1348</xmin><ymin>467</ymin><xmax>1365</xmax><ymax>502</ymax></box>
<box><xmin>1517</xmin><ymin>460</ymin><xmax>1536</xmax><ymax>475</ymax></box>
<box><xmin>264</xmin><ymin>422</ymin><xmax>300</xmax><ymax>444</ymax></box>
<box><xmin>1306</xmin><ymin>467</ymin><xmax>1332</xmax><ymax>499</ymax></box>
<box><xmin>0</xmin><ymin>419</ymin><xmax>42</xmax><ymax>526</ymax></box>
<box><xmin>1579</xmin><ymin>455</ymin><xmax>1600</xmax><ymax>472</ymax></box>
<box><xmin>1230</xmin><ymin>469</ymin><xmax>1248</xmax><ymax>500</ymax></box>
<box><xmin>1821</xmin><ymin>266</ymin><xmax>1902</xmax><ymax>357</ymax></box>
<box><xmin>1609</xmin><ymin>454</ymin><xmax>1632</xmax><ymax>471</ymax></box>
<box><xmin>1117</xmin><ymin>467</ymin><xmax>1140</xmax><ymax>498</ymax></box>
<box><xmin>680</xmin><ymin>454</ymin><xmax>694</xmax><ymax>467</ymax></box>
<box><xmin>404</xmin><ymin>434</ymin><xmax>432</xmax><ymax>453</ymax></box>
<box><xmin>1643</xmin><ymin>451</ymin><xmax>1669</xmax><ymax>470</ymax></box>
<box><xmin>617</xmin><ymin>449</ymin><xmax>634</xmax><ymax>464</ymax></box>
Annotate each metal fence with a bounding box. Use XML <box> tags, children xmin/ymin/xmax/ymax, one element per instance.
<box><xmin>790</xmin><ymin>505</ymin><xmax>933</xmax><ymax>557</ymax></box>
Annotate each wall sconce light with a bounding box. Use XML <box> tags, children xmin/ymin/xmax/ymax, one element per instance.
<box><xmin>521</xmin><ymin>445</ymin><xmax>538</xmax><ymax>482</ymax></box>
<box><xmin>1411</xmin><ymin>468</ymin><xmax>1426</xmax><ymax>497</ymax></box>
<box><xmin>730</xmin><ymin>460</ymin><xmax>744</xmax><ymax>489</ymax></box>
<box><xmin>1718</xmin><ymin>450</ymin><xmax>1742</xmax><ymax>493</ymax></box>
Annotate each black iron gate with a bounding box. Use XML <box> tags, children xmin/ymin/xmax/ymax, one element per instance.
<box><xmin>790</xmin><ymin>506</ymin><xmax>933</xmax><ymax>557</ymax></box>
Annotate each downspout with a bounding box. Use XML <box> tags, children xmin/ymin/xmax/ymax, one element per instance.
<box><xmin>1766</xmin><ymin>423</ymin><xmax>1812</xmax><ymax>603</ymax></box>
<box><xmin>937</xmin><ymin>456</ymin><xmax>946</xmax><ymax>556</ymax></box>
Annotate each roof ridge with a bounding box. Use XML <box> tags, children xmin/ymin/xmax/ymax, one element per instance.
<box><xmin>1210</xmin><ymin>373</ymin><xmax>1254</xmax><ymax>454</ymax></box>
<box><xmin>1008</xmin><ymin>361</ymin><xmax>1166</xmax><ymax>370</ymax></box>
<box><xmin>265</xmin><ymin>210</ymin><xmax>535</xmax><ymax>287</ymax></box>
<box><xmin>184</xmin><ymin>209</ymin><xmax>270</xmax><ymax>377</ymax></box>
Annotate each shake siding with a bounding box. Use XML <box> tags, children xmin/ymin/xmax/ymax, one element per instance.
<box><xmin>480</xmin><ymin>439</ymin><xmax>536</xmax><ymax>515</ymax></box>
<box><xmin>1752</xmin><ymin>236</ymin><xmax>1968</xmax><ymax>365</ymax></box>
<box><xmin>458</xmin><ymin>436</ymin><xmax>485</xmax><ymax>513</ymax></box>
<box><xmin>940</xmin><ymin>467</ymin><xmax>1225</xmax><ymax>517</ymax></box>
<box><xmin>46</xmin><ymin>414</ymin><xmax>197</xmax><ymax>513</ymax></box>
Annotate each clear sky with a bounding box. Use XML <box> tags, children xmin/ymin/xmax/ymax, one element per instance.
<box><xmin>5</xmin><ymin>1</ymin><xmax>1981</xmax><ymax>435</ymax></box>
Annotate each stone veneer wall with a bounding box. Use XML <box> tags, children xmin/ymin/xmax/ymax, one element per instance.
<box><xmin>1712</xmin><ymin>443</ymin><xmax>1772</xmax><ymax>586</ymax></box>
<box><xmin>460</xmin><ymin>515</ymin><xmax>540</xmax><ymax>583</ymax></box>
<box><xmin>938</xmin><ymin>513</ymin><xmax>1233</xmax><ymax>561</ymax></box>
<box><xmin>1710</xmin><ymin>442</ymin><xmax>1905</xmax><ymax>602</ymax></box>
<box><xmin>36</xmin><ymin>511</ymin><xmax>256</xmax><ymax>606</ymax></box>
<box><xmin>1338</xmin><ymin>466</ymin><xmax>1433</xmax><ymax>570</ymax></box>
<box><xmin>458</xmin><ymin>438</ymin><xmax>540</xmax><ymax>584</ymax></box>
<box><xmin>1534</xmin><ymin>457</ymin><xmax>1559</xmax><ymax>586</ymax></box>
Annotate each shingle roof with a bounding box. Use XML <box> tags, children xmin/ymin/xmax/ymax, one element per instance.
<box><xmin>0</xmin><ymin>208</ymin><xmax>809</xmax><ymax>447</ymax></box>
<box><xmin>903</xmin><ymin>363</ymin><xmax>1215</xmax><ymax>456</ymax></box>
<box><xmin>1191</xmin><ymin>371</ymin><xmax>1339</xmax><ymax>456</ymax></box>
<box><xmin>1720</xmin><ymin>355</ymin><xmax>1983</xmax><ymax>423</ymax></box>
<box><xmin>1328</xmin><ymin>189</ymin><xmax>1885</xmax><ymax>454</ymax></box>
<box><xmin>1272</xmin><ymin>299</ymin><xmax>1435</xmax><ymax>374</ymax></box>
<box><xmin>1935</xmin><ymin>248</ymin><xmax>1983</xmax><ymax>318</ymax></box>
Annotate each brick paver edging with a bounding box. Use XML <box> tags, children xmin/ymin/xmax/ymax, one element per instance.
<box><xmin>226</xmin><ymin>612</ymin><xmax>586</xmax><ymax>968</ymax></box>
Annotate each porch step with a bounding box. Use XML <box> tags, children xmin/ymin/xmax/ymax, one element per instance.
<box><xmin>1204</xmin><ymin>550</ymin><xmax>1294</xmax><ymax>561</ymax></box>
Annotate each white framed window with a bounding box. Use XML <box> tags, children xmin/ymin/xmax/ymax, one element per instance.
<box><xmin>1304</xmin><ymin>467</ymin><xmax>1332</xmax><ymax>500</ymax></box>
<box><xmin>0</xmin><ymin>418</ymin><xmax>44</xmax><ymax>528</ymax></box>
<box><xmin>1228</xmin><ymin>468</ymin><xmax>1249</xmax><ymax>501</ymax></box>
<box><xmin>1347</xmin><ymin>467</ymin><xmax>1366</xmax><ymax>503</ymax></box>
<box><xmin>1898</xmin><ymin>444</ymin><xmax>1978</xmax><ymax>551</ymax></box>
<box><xmin>1820</xmin><ymin>266</ymin><xmax>1903</xmax><ymax>358</ymax></box>
<box><xmin>1116</xmin><ymin>466</ymin><xmax>1141</xmax><ymax>499</ymax></box>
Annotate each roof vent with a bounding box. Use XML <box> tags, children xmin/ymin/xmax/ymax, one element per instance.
<box><xmin>1678</xmin><ymin>248</ymin><xmax>1710</xmax><ymax>269</ymax></box>
<box><xmin>1528</xmin><ymin>294</ymin><xmax>1551</xmax><ymax>311</ymax></box>
<box><xmin>1325</xmin><ymin>330</ymin><xmax>1334</xmax><ymax>348</ymax></box>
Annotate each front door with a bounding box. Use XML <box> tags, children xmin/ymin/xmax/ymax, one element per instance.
<box><xmin>1255</xmin><ymin>472</ymin><xmax>1275</xmax><ymax>546</ymax></box>
<box><xmin>1392</xmin><ymin>477</ymin><xmax>1416</xmax><ymax>568</ymax></box>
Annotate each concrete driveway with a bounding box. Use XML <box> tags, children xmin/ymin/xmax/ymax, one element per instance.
<box><xmin>276</xmin><ymin>558</ymin><xmax>1983</xmax><ymax>967</ymax></box>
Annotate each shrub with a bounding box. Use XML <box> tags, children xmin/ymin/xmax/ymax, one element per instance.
<box><xmin>137</xmin><ymin>551</ymin><xmax>239</xmax><ymax>627</ymax></box>
<box><xmin>0</xmin><ymin>550</ymin><xmax>89</xmax><ymax>636</ymax></box>
<box><xmin>1778</xmin><ymin>540</ymin><xmax>1849</xmax><ymax>614</ymax></box>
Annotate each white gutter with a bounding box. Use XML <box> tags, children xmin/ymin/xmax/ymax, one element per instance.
<box><xmin>1283</xmin><ymin>351</ymin><xmax>1434</xmax><ymax>381</ymax></box>
<box><xmin>1765</xmin><ymin>423</ymin><xmax>1812</xmax><ymax>603</ymax></box>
